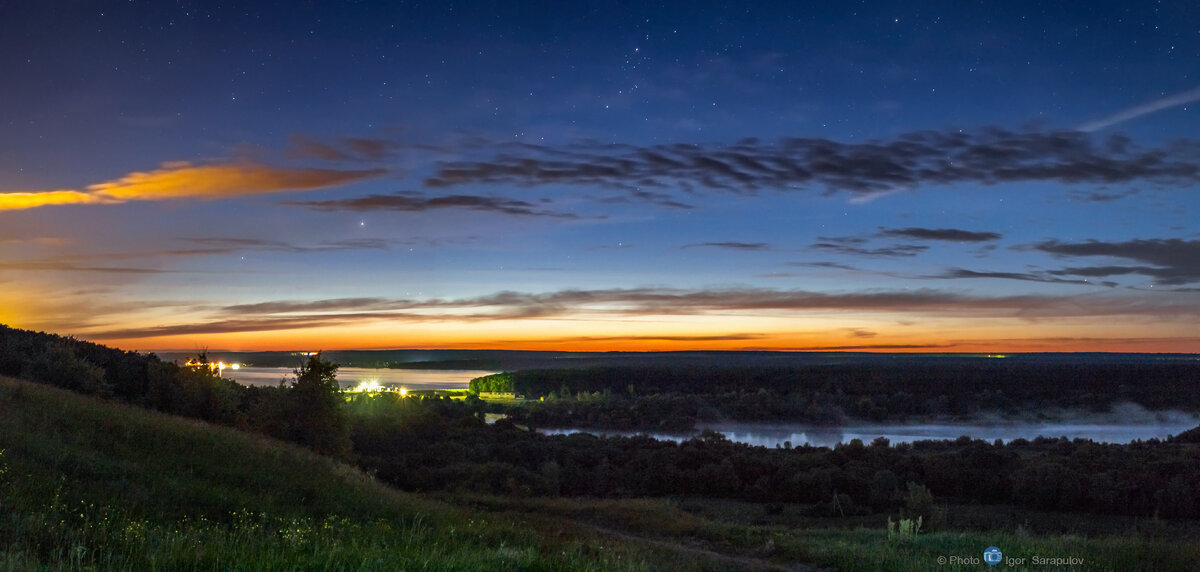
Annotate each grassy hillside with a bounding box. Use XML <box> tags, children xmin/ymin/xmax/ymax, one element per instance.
<box><xmin>3</xmin><ymin>371</ymin><xmax>1198</xmax><ymax>570</ymax></box>
<box><xmin>0</xmin><ymin>375</ymin><xmax>734</xmax><ymax>571</ymax></box>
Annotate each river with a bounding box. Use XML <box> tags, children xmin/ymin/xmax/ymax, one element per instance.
<box><xmin>540</xmin><ymin>419</ymin><xmax>1200</xmax><ymax>447</ymax></box>
<box><xmin>226</xmin><ymin>366</ymin><xmax>494</xmax><ymax>389</ymax></box>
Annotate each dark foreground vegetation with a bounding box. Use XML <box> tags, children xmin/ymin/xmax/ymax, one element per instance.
<box><xmin>472</xmin><ymin>362</ymin><xmax>1200</xmax><ymax>429</ymax></box>
<box><xmin>0</xmin><ymin>375</ymin><xmax>745</xmax><ymax>570</ymax></box>
<box><xmin>3</xmin><ymin>324</ymin><xmax>1200</xmax><ymax>569</ymax></box>
<box><xmin>355</xmin><ymin>393</ymin><xmax>1200</xmax><ymax>519</ymax></box>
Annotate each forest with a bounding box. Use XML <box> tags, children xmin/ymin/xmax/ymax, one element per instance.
<box><xmin>4</xmin><ymin>324</ymin><xmax>1200</xmax><ymax>526</ymax></box>
<box><xmin>474</xmin><ymin>362</ymin><xmax>1200</xmax><ymax>430</ymax></box>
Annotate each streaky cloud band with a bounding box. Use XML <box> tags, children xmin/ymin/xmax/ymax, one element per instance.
<box><xmin>425</xmin><ymin>127</ymin><xmax>1200</xmax><ymax>200</ymax></box>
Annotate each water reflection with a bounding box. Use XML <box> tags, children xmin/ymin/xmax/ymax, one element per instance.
<box><xmin>541</xmin><ymin>419</ymin><xmax>1200</xmax><ymax>447</ymax></box>
<box><xmin>227</xmin><ymin>367</ymin><xmax>495</xmax><ymax>389</ymax></box>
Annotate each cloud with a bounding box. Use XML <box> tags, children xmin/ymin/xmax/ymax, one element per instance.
<box><xmin>797</xmin><ymin>344</ymin><xmax>953</xmax><ymax>351</ymax></box>
<box><xmin>0</xmin><ymin>260</ymin><xmax>172</xmax><ymax>274</ymax></box>
<box><xmin>787</xmin><ymin>261</ymin><xmax>861</xmax><ymax>271</ymax></box>
<box><xmin>283</xmin><ymin>191</ymin><xmax>580</xmax><ymax>218</ymax></box>
<box><xmin>181</xmin><ymin>237</ymin><xmax>391</xmax><ymax>253</ymax></box>
<box><xmin>879</xmin><ymin>227</ymin><xmax>1002</xmax><ymax>242</ymax></box>
<box><xmin>223</xmin><ymin>297</ymin><xmax>398</xmax><ymax>315</ymax></box>
<box><xmin>809</xmin><ymin>227</ymin><xmax>1000</xmax><ymax>259</ymax></box>
<box><xmin>1078</xmin><ymin>86</ymin><xmax>1200</xmax><ymax>132</ymax></box>
<box><xmin>0</xmin><ymin>161</ymin><xmax>386</xmax><ymax>211</ymax></box>
<box><xmin>0</xmin><ymin>238</ymin><xmax>393</xmax><ymax>276</ymax></box>
<box><xmin>933</xmin><ymin>268</ymin><xmax>1099</xmax><ymax>285</ymax></box>
<box><xmin>423</xmin><ymin>127</ymin><xmax>1200</xmax><ymax>200</ymax></box>
<box><xmin>286</xmin><ymin>134</ymin><xmax>397</xmax><ymax>161</ymax></box>
<box><xmin>682</xmin><ymin>242</ymin><xmax>770</xmax><ymax>250</ymax></box>
<box><xmin>543</xmin><ymin>333</ymin><xmax>767</xmax><ymax>343</ymax></box>
<box><xmin>811</xmin><ymin>236</ymin><xmax>927</xmax><ymax>257</ymax></box>
<box><xmin>89</xmin><ymin>161</ymin><xmax>386</xmax><ymax>201</ymax></box>
<box><xmin>1033</xmin><ymin>238</ymin><xmax>1200</xmax><ymax>285</ymax></box>
<box><xmin>0</xmin><ymin>190</ymin><xmax>113</xmax><ymax>211</ymax></box>
<box><xmin>88</xmin><ymin>285</ymin><xmax>1200</xmax><ymax>339</ymax></box>
<box><xmin>1068</xmin><ymin>189</ymin><xmax>1138</xmax><ymax>203</ymax></box>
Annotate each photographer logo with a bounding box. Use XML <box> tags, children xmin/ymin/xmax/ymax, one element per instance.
<box><xmin>983</xmin><ymin>546</ymin><xmax>1003</xmax><ymax>566</ymax></box>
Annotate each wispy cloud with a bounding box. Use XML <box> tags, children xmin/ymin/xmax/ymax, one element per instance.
<box><xmin>1033</xmin><ymin>238</ymin><xmax>1200</xmax><ymax>285</ymax></box>
<box><xmin>932</xmin><ymin>268</ymin><xmax>1103</xmax><ymax>286</ymax></box>
<box><xmin>0</xmin><ymin>161</ymin><xmax>386</xmax><ymax>211</ymax></box>
<box><xmin>283</xmin><ymin>191</ymin><xmax>580</xmax><ymax>218</ymax></box>
<box><xmin>797</xmin><ymin>343</ymin><xmax>953</xmax><ymax>351</ymax></box>
<box><xmin>0</xmin><ymin>238</ymin><xmax>392</xmax><ymax>275</ymax></box>
<box><xmin>88</xmin><ymin>286</ymin><xmax>1200</xmax><ymax>339</ymax></box>
<box><xmin>681</xmin><ymin>242</ymin><xmax>770</xmax><ymax>250</ymax></box>
<box><xmin>181</xmin><ymin>237</ymin><xmax>391</xmax><ymax>253</ymax></box>
<box><xmin>1078</xmin><ymin>86</ymin><xmax>1200</xmax><ymax>132</ymax></box>
<box><xmin>89</xmin><ymin>161</ymin><xmax>386</xmax><ymax>201</ymax></box>
<box><xmin>0</xmin><ymin>260</ymin><xmax>172</xmax><ymax>274</ymax></box>
<box><xmin>542</xmin><ymin>333</ymin><xmax>767</xmax><ymax>343</ymax></box>
<box><xmin>286</xmin><ymin>134</ymin><xmax>398</xmax><ymax>161</ymax></box>
<box><xmin>0</xmin><ymin>190</ymin><xmax>113</xmax><ymax>211</ymax></box>
<box><xmin>808</xmin><ymin>227</ymin><xmax>1001</xmax><ymax>259</ymax></box>
<box><xmin>879</xmin><ymin>227</ymin><xmax>1002</xmax><ymax>242</ymax></box>
<box><xmin>424</xmin><ymin>128</ymin><xmax>1200</xmax><ymax>200</ymax></box>
<box><xmin>811</xmin><ymin>236</ymin><xmax>927</xmax><ymax>257</ymax></box>
<box><xmin>788</xmin><ymin>261</ymin><xmax>862</xmax><ymax>271</ymax></box>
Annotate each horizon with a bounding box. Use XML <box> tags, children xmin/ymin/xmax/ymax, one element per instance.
<box><xmin>2</xmin><ymin>3</ymin><xmax>1198</xmax><ymax>354</ymax></box>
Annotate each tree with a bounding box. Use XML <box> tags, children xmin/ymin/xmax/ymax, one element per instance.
<box><xmin>288</xmin><ymin>353</ymin><xmax>350</xmax><ymax>458</ymax></box>
<box><xmin>21</xmin><ymin>341</ymin><xmax>108</xmax><ymax>395</ymax></box>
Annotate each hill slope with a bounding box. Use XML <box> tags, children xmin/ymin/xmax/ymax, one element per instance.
<box><xmin>0</xmin><ymin>375</ymin><xmax>733</xmax><ymax>571</ymax></box>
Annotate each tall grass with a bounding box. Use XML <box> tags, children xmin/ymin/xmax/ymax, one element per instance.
<box><xmin>5</xmin><ymin>374</ymin><xmax>1197</xmax><ymax>570</ymax></box>
<box><xmin>475</xmin><ymin>495</ymin><xmax>1200</xmax><ymax>571</ymax></box>
<box><xmin>0</xmin><ymin>376</ymin><xmax>705</xmax><ymax>570</ymax></box>
<box><xmin>769</xmin><ymin>528</ymin><xmax>1200</xmax><ymax>571</ymax></box>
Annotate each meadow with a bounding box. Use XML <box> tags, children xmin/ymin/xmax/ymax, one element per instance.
<box><xmin>0</xmin><ymin>376</ymin><xmax>731</xmax><ymax>570</ymax></box>
<box><xmin>5</xmin><ymin>374</ymin><xmax>1200</xmax><ymax>570</ymax></box>
<box><xmin>2</xmin><ymin>324</ymin><xmax>1199</xmax><ymax>569</ymax></box>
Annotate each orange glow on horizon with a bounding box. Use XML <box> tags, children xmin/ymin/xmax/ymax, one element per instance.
<box><xmin>8</xmin><ymin>292</ymin><xmax>1197</xmax><ymax>355</ymax></box>
<box><xmin>82</xmin><ymin>325</ymin><xmax>1200</xmax><ymax>355</ymax></box>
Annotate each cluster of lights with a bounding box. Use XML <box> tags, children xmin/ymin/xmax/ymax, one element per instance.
<box><xmin>349</xmin><ymin>380</ymin><xmax>408</xmax><ymax>396</ymax></box>
<box><xmin>183</xmin><ymin>359</ymin><xmax>240</xmax><ymax>376</ymax></box>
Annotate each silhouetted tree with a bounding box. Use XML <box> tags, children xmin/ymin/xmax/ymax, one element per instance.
<box><xmin>289</xmin><ymin>353</ymin><xmax>350</xmax><ymax>458</ymax></box>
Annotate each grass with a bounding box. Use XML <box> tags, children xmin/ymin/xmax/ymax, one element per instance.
<box><xmin>0</xmin><ymin>376</ymin><xmax>724</xmax><ymax>570</ymax></box>
<box><xmin>460</xmin><ymin>495</ymin><xmax>1200</xmax><ymax>571</ymax></box>
<box><xmin>3</xmin><ymin>373</ymin><xmax>1198</xmax><ymax>570</ymax></box>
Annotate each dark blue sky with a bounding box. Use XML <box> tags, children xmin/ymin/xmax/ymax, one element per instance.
<box><xmin>2</xmin><ymin>1</ymin><xmax>1198</xmax><ymax>352</ymax></box>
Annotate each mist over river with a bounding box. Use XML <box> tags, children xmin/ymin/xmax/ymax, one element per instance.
<box><xmin>541</xmin><ymin>419</ymin><xmax>1200</xmax><ymax>447</ymax></box>
<box><xmin>227</xmin><ymin>367</ymin><xmax>493</xmax><ymax>389</ymax></box>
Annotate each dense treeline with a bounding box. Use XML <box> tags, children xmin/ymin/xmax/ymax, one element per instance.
<box><xmin>347</xmin><ymin>393</ymin><xmax>1200</xmax><ymax>520</ymax></box>
<box><xmin>468</xmin><ymin>372</ymin><xmax>515</xmax><ymax>393</ymax></box>
<box><xmin>0</xmin><ymin>325</ymin><xmax>349</xmax><ymax>456</ymax></box>
<box><xmin>499</xmin><ymin>363</ymin><xmax>1200</xmax><ymax>429</ymax></box>
<box><xmin>8</xmin><ymin>323</ymin><xmax>1200</xmax><ymax>525</ymax></box>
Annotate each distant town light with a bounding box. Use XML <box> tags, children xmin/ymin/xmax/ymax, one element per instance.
<box><xmin>354</xmin><ymin>379</ymin><xmax>382</xmax><ymax>393</ymax></box>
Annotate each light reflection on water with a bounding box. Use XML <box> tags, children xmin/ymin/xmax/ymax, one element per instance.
<box><xmin>227</xmin><ymin>367</ymin><xmax>495</xmax><ymax>389</ymax></box>
<box><xmin>541</xmin><ymin>420</ymin><xmax>1200</xmax><ymax>447</ymax></box>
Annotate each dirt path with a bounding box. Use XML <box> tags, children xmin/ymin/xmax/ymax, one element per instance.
<box><xmin>581</xmin><ymin>522</ymin><xmax>820</xmax><ymax>571</ymax></box>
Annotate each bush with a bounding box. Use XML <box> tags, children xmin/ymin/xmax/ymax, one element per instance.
<box><xmin>903</xmin><ymin>482</ymin><xmax>944</xmax><ymax>530</ymax></box>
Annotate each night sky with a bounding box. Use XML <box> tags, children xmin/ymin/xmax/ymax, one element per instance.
<box><xmin>2</xmin><ymin>1</ymin><xmax>1198</xmax><ymax>352</ymax></box>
